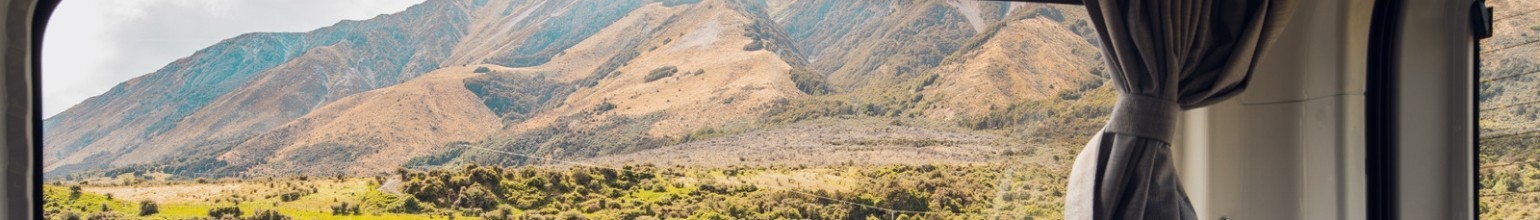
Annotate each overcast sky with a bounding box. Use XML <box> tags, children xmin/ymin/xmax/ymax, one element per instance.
<box><xmin>42</xmin><ymin>0</ymin><xmax>426</xmax><ymax>119</ymax></box>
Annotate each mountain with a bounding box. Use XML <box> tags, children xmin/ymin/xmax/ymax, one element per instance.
<box><xmin>771</xmin><ymin>0</ymin><xmax>1015</xmax><ymax>89</ymax></box>
<box><xmin>921</xmin><ymin>4</ymin><xmax>1102</xmax><ymax>119</ymax></box>
<box><xmin>43</xmin><ymin>0</ymin><xmax>1108</xmax><ymax>178</ymax></box>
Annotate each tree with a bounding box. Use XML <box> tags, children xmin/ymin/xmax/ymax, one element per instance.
<box><xmin>138</xmin><ymin>200</ymin><xmax>159</xmax><ymax>216</ymax></box>
<box><xmin>459</xmin><ymin>184</ymin><xmax>496</xmax><ymax>210</ymax></box>
<box><xmin>208</xmin><ymin>206</ymin><xmax>243</xmax><ymax>218</ymax></box>
<box><xmin>69</xmin><ymin>185</ymin><xmax>82</xmax><ymax>199</ymax></box>
<box><xmin>246</xmin><ymin>210</ymin><xmax>292</xmax><ymax>220</ymax></box>
<box><xmin>331</xmin><ymin>202</ymin><xmax>360</xmax><ymax>215</ymax></box>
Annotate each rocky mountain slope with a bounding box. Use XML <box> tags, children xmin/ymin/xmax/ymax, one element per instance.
<box><xmin>44</xmin><ymin>0</ymin><xmax>1107</xmax><ymax>178</ymax></box>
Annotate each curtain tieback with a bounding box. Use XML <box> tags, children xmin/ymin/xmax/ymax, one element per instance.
<box><xmin>1106</xmin><ymin>94</ymin><xmax>1180</xmax><ymax>143</ymax></box>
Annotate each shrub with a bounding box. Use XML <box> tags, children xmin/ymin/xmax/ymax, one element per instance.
<box><xmin>742</xmin><ymin>40</ymin><xmax>764</xmax><ymax>51</ymax></box>
<box><xmin>789</xmin><ymin>68</ymin><xmax>831</xmax><ymax>95</ymax></box>
<box><xmin>392</xmin><ymin>197</ymin><xmax>424</xmax><ymax>213</ymax></box>
<box><xmin>276</xmin><ymin>190</ymin><xmax>305</xmax><ymax>202</ymax></box>
<box><xmin>138</xmin><ymin>200</ymin><xmax>159</xmax><ymax>216</ymax></box>
<box><xmin>480</xmin><ymin>206</ymin><xmax>520</xmax><ymax>220</ymax></box>
<box><xmin>208</xmin><ymin>206</ymin><xmax>243</xmax><ymax>218</ymax></box>
<box><xmin>474</xmin><ymin>66</ymin><xmax>492</xmax><ymax>73</ymax></box>
<box><xmin>247</xmin><ymin>209</ymin><xmax>291</xmax><ymax>220</ymax></box>
<box><xmin>84</xmin><ymin>211</ymin><xmax>121</xmax><ymax>220</ymax></box>
<box><xmin>557</xmin><ymin>210</ymin><xmax>586</xmax><ymax>220</ymax></box>
<box><xmin>69</xmin><ymin>185</ymin><xmax>82</xmax><ymax>199</ymax></box>
<box><xmin>331</xmin><ymin>202</ymin><xmax>360</xmax><ymax>215</ymax></box>
<box><xmin>55</xmin><ymin>211</ymin><xmax>81</xmax><ymax>220</ymax></box>
<box><xmin>458</xmin><ymin>184</ymin><xmax>496</xmax><ymax>210</ymax></box>
<box><xmin>593</xmin><ymin>101</ymin><xmax>617</xmax><ymax>113</ymax></box>
<box><xmin>644</xmin><ymin>66</ymin><xmax>678</xmax><ymax>82</ymax></box>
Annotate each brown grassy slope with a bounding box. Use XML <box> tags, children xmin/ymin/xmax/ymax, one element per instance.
<box><xmin>121</xmin><ymin>45</ymin><xmax>364</xmax><ymax>167</ymax></box>
<box><xmin>43</xmin><ymin>0</ymin><xmax>474</xmax><ymax>174</ymax></box>
<box><xmin>583</xmin><ymin>118</ymin><xmax>1017</xmax><ymax>167</ymax></box>
<box><xmin>771</xmin><ymin>0</ymin><xmax>1013</xmax><ymax>89</ymax></box>
<box><xmin>924</xmin><ymin>11</ymin><xmax>1101</xmax><ymax>120</ymax></box>
<box><xmin>442</xmin><ymin>0</ymin><xmax>655</xmax><ymax>68</ymax></box>
<box><xmin>41</xmin><ymin>34</ymin><xmax>312</xmax><ymax>174</ymax></box>
<box><xmin>473</xmin><ymin>2</ymin><xmax>689</xmax><ymax>83</ymax></box>
<box><xmin>219</xmin><ymin>66</ymin><xmax>503</xmax><ymax>175</ymax></box>
<box><xmin>514</xmin><ymin>0</ymin><xmax>807</xmax><ymax>138</ymax></box>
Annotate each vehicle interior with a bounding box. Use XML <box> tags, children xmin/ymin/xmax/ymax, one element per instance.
<box><xmin>0</xmin><ymin>0</ymin><xmax>1523</xmax><ymax>219</ymax></box>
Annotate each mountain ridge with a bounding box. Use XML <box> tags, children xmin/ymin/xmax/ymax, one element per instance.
<box><xmin>44</xmin><ymin>0</ymin><xmax>1108</xmax><ymax>179</ymax></box>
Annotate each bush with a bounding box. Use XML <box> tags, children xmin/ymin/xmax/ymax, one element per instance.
<box><xmin>474</xmin><ymin>66</ymin><xmax>492</xmax><ymax>73</ymax></box>
<box><xmin>392</xmin><ymin>197</ymin><xmax>425</xmax><ymax>213</ymax></box>
<box><xmin>592</xmin><ymin>101</ymin><xmax>617</xmax><ymax>113</ymax></box>
<box><xmin>789</xmin><ymin>68</ymin><xmax>831</xmax><ymax>95</ymax></box>
<box><xmin>84</xmin><ymin>211</ymin><xmax>121</xmax><ymax>220</ymax></box>
<box><xmin>742</xmin><ymin>40</ymin><xmax>764</xmax><ymax>51</ymax></box>
<box><xmin>69</xmin><ymin>185</ymin><xmax>82</xmax><ymax>199</ymax></box>
<box><xmin>481</xmin><ymin>206</ymin><xmax>520</xmax><ymax>220</ymax></box>
<box><xmin>55</xmin><ymin>211</ymin><xmax>81</xmax><ymax>220</ymax></box>
<box><xmin>276</xmin><ymin>190</ymin><xmax>305</xmax><ymax>202</ymax></box>
<box><xmin>246</xmin><ymin>210</ymin><xmax>291</xmax><ymax>220</ymax></box>
<box><xmin>138</xmin><ymin>200</ymin><xmax>159</xmax><ymax>216</ymax></box>
<box><xmin>458</xmin><ymin>184</ymin><xmax>496</xmax><ymax>210</ymax></box>
<box><xmin>208</xmin><ymin>206</ymin><xmax>243</xmax><ymax>218</ymax></box>
<box><xmin>644</xmin><ymin>66</ymin><xmax>678</xmax><ymax>82</ymax></box>
<box><xmin>557</xmin><ymin>210</ymin><xmax>587</xmax><ymax>220</ymax></box>
<box><xmin>331</xmin><ymin>202</ymin><xmax>360</xmax><ymax>215</ymax></box>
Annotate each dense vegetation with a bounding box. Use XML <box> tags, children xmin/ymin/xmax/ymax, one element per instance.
<box><xmin>44</xmin><ymin>162</ymin><xmax>1071</xmax><ymax>220</ymax></box>
<box><xmin>1478</xmin><ymin>133</ymin><xmax>1540</xmax><ymax>219</ymax></box>
<box><xmin>645</xmin><ymin>66</ymin><xmax>679</xmax><ymax>82</ymax></box>
<box><xmin>463</xmin><ymin>71</ymin><xmax>575</xmax><ymax>122</ymax></box>
<box><xmin>384</xmin><ymin>164</ymin><xmax>1064</xmax><ymax>219</ymax></box>
<box><xmin>789</xmin><ymin>68</ymin><xmax>832</xmax><ymax>95</ymax></box>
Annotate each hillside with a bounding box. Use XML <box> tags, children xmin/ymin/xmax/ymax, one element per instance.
<box><xmin>923</xmin><ymin>4</ymin><xmax>1101</xmax><ymax>120</ymax></box>
<box><xmin>43</xmin><ymin>0</ymin><xmax>476</xmax><ymax>175</ymax></box>
<box><xmin>44</xmin><ymin>0</ymin><xmax>1111</xmax><ymax>178</ymax></box>
<box><xmin>221</xmin><ymin>67</ymin><xmax>504</xmax><ymax>176</ymax></box>
<box><xmin>771</xmin><ymin>0</ymin><xmax>1014</xmax><ymax>89</ymax></box>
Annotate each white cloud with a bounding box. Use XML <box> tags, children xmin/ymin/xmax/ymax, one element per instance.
<box><xmin>42</xmin><ymin>0</ymin><xmax>425</xmax><ymax>119</ymax></box>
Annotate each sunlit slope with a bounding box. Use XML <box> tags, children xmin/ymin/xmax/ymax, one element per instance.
<box><xmin>43</xmin><ymin>0</ymin><xmax>475</xmax><ymax>174</ymax></box>
<box><xmin>44</xmin><ymin>0</ymin><xmax>1115</xmax><ymax>178</ymax></box>
<box><xmin>522</xmin><ymin>0</ymin><xmax>807</xmax><ymax>137</ymax></box>
<box><xmin>220</xmin><ymin>67</ymin><xmax>503</xmax><ymax>175</ymax></box>
<box><xmin>923</xmin><ymin>5</ymin><xmax>1101</xmax><ymax>120</ymax></box>
<box><xmin>770</xmin><ymin>0</ymin><xmax>1015</xmax><ymax>89</ymax></box>
<box><xmin>42</xmin><ymin>0</ymin><xmax>674</xmax><ymax>177</ymax></box>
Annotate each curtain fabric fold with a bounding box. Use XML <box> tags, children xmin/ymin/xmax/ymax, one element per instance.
<box><xmin>1065</xmin><ymin>0</ymin><xmax>1296</xmax><ymax>219</ymax></box>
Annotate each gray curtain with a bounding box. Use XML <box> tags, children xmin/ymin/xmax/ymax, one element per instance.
<box><xmin>1065</xmin><ymin>0</ymin><xmax>1296</xmax><ymax>219</ymax></box>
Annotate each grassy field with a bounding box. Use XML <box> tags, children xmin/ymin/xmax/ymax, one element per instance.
<box><xmin>46</xmin><ymin>178</ymin><xmax>473</xmax><ymax>219</ymax></box>
<box><xmin>45</xmin><ymin>163</ymin><xmax>1070</xmax><ymax>220</ymax></box>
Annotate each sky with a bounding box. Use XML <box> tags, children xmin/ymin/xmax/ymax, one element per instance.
<box><xmin>42</xmin><ymin>0</ymin><xmax>426</xmax><ymax>119</ymax></box>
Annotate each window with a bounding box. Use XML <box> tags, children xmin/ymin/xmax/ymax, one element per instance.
<box><xmin>40</xmin><ymin>1</ymin><xmax>1107</xmax><ymax>219</ymax></box>
<box><xmin>1478</xmin><ymin>0</ymin><xmax>1540</xmax><ymax>218</ymax></box>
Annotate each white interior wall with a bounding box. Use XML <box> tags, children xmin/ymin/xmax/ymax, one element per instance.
<box><xmin>1174</xmin><ymin>0</ymin><xmax>1372</xmax><ymax>219</ymax></box>
<box><xmin>1394</xmin><ymin>0</ymin><xmax>1476</xmax><ymax>218</ymax></box>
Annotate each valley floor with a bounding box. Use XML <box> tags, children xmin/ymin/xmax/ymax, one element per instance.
<box><xmin>46</xmin><ymin>162</ymin><xmax>1070</xmax><ymax>220</ymax></box>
